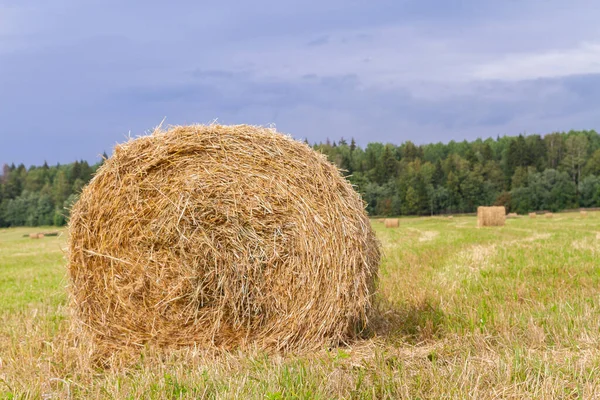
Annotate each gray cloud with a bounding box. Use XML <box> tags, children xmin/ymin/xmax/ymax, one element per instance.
<box><xmin>2</xmin><ymin>0</ymin><xmax>600</xmax><ymax>166</ymax></box>
<box><xmin>307</xmin><ymin>36</ymin><xmax>329</xmax><ymax>47</ymax></box>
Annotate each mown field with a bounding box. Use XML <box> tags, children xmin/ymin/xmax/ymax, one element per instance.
<box><xmin>1</xmin><ymin>213</ymin><xmax>600</xmax><ymax>399</ymax></box>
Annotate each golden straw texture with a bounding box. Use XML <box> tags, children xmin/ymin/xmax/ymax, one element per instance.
<box><xmin>384</xmin><ymin>219</ymin><xmax>399</xmax><ymax>228</ymax></box>
<box><xmin>477</xmin><ymin>206</ymin><xmax>506</xmax><ymax>227</ymax></box>
<box><xmin>67</xmin><ymin>124</ymin><xmax>380</xmax><ymax>353</ymax></box>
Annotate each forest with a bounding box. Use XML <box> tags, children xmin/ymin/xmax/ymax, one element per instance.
<box><xmin>1</xmin><ymin>130</ymin><xmax>600</xmax><ymax>227</ymax></box>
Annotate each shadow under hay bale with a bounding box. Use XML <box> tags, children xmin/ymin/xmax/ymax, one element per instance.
<box><xmin>477</xmin><ymin>206</ymin><xmax>506</xmax><ymax>227</ymax></box>
<box><xmin>67</xmin><ymin>124</ymin><xmax>381</xmax><ymax>354</ymax></box>
<box><xmin>384</xmin><ymin>218</ymin><xmax>399</xmax><ymax>228</ymax></box>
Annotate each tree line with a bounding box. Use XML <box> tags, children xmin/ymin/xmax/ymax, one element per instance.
<box><xmin>312</xmin><ymin>130</ymin><xmax>600</xmax><ymax>216</ymax></box>
<box><xmin>0</xmin><ymin>156</ymin><xmax>105</xmax><ymax>227</ymax></box>
<box><xmin>2</xmin><ymin>130</ymin><xmax>600</xmax><ymax>227</ymax></box>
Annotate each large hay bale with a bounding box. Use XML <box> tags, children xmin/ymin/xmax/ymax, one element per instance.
<box><xmin>67</xmin><ymin>124</ymin><xmax>380</xmax><ymax>352</ymax></box>
<box><xmin>384</xmin><ymin>218</ymin><xmax>399</xmax><ymax>228</ymax></box>
<box><xmin>477</xmin><ymin>206</ymin><xmax>506</xmax><ymax>227</ymax></box>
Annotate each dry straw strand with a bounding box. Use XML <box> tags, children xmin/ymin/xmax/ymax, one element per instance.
<box><xmin>67</xmin><ymin>124</ymin><xmax>380</xmax><ymax>355</ymax></box>
<box><xmin>384</xmin><ymin>219</ymin><xmax>399</xmax><ymax>228</ymax></box>
<box><xmin>477</xmin><ymin>206</ymin><xmax>506</xmax><ymax>227</ymax></box>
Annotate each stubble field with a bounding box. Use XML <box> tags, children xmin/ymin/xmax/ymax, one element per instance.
<box><xmin>1</xmin><ymin>212</ymin><xmax>600</xmax><ymax>399</ymax></box>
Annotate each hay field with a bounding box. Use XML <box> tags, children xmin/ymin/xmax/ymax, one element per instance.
<box><xmin>2</xmin><ymin>212</ymin><xmax>600</xmax><ymax>398</ymax></box>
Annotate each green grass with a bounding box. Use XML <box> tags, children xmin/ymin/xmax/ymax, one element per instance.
<box><xmin>1</xmin><ymin>214</ymin><xmax>600</xmax><ymax>398</ymax></box>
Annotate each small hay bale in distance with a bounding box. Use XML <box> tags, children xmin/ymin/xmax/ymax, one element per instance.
<box><xmin>581</xmin><ymin>210</ymin><xmax>588</xmax><ymax>218</ymax></box>
<box><xmin>67</xmin><ymin>124</ymin><xmax>380</xmax><ymax>353</ymax></box>
<box><xmin>507</xmin><ymin>212</ymin><xmax>518</xmax><ymax>218</ymax></box>
<box><xmin>477</xmin><ymin>206</ymin><xmax>506</xmax><ymax>227</ymax></box>
<box><xmin>529</xmin><ymin>212</ymin><xmax>537</xmax><ymax>218</ymax></box>
<box><xmin>384</xmin><ymin>218</ymin><xmax>399</xmax><ymax>228</ymax></box>
<box><xmin>29</xmin><ymin>233</ymin><xmax>40</xmax><ymax>239</ymax></box>
<box><xmin>545</xmin><ymin>212</ymin><xmax>554</xmax><ymax>218</ymax></box>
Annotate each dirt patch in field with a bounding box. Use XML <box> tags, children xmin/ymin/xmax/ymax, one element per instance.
<box><xmin>464</xmin><ymin>244</ymin><xmax>497</xmax><ymax>269</ymax></box>
<box><xmin>419</xmin><ymin>231</ymin><xmax>440</xmax><ymax>242</ymax></box>
<box><xmin>571</xmin><ymin>238</ymin><xmax>600</xmax><ymax>254</ymax></box>
<box><xmin>524</xmin><ymin>233</ymin><xmax>552</xmax><ymax>242</ymax></box>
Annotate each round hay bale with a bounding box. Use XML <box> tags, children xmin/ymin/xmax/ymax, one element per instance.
<box><xmin>67</xmin><ymin>124</ymin><xmax>380</xmax><ymax>352</ymax></box>
<box><xmin>529</xmin><ymin>212</ymin><xmax>537</xmax><ymax>219</ymax></box>
<box><xmin>384</xmin><ymin>218</ymin><xmax>399</xmax><ymax>228</ymax></box>
<box><xmin>477</xmin><ymin>206</ymin><xmax>506</xmax><ymax>227</ymax></box>
<box><xmin>29</xmin><ymin>233</ymin><xmax>40</xmax><ymax>239</ymax></box>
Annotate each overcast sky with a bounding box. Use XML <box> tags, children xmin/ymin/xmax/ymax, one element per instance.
<box><xmin>2</xmin><ymin>0</ymin><xmax>600</xmax><ymax>166</ymax></box>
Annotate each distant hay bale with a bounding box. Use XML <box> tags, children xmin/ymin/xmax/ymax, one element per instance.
<box><xmin>384</xmin><ymin>218</ymin><xmax>399</xmax><ymax>228</ymax></box>
<box><xmin>581</xmin><ymin>210</ymin><xmax>588</xmax><ymax>218</ymax></box>
<box><xmin>67</xmin><ymin>124</ymin><xmax>380</xmax><ymax>353</ymax></box>
<box><xmin>529</xmin><ymin>212</ymin><xmax>537</xmax><ymax>218</ymax></box>
<box><xmin>37</xmin><ymin>233</ymin><xmax>45</xmax><ymax>239</ymax></box>
<box><xmin>545</xmin><ymin>212</ymin><xmax>554</xmax><ymax>218</ymax></box>
<box><xmin>477</xmin><ymin>206</ymin><xmax>506</xmax><ymax>227</ymax></box>
<box><xmin>29</xmin><ymin>233</ymin><xmax>40</xmax><ymax>239</ymax></box>
<box><xmin>447</xmin><ymin>215</ymin><xmax>453</xmax><ymax>219</ymax></box>
<box><xmin>507</xmin><ymin>213</ymin><xmax>518</xmax><ymax>218</ymax></box>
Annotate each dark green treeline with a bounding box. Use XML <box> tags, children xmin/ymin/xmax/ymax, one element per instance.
<box><xmin>313</xmin><ymin>130</ymin><xmax>600</xmax><ymax>216</ymax></box>
<box><xmin>0</xmin><ymin>155</ymin><xmax>106</xmax><ymax>227</ymax></box>
<box><xmin>2</xmin><ymin>130</ymin><xmax>600</xmax><ymax>227</ymax></box>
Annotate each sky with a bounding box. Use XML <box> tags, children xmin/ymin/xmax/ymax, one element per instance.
<box><xmin>2</xmin><ymin>0</ymin><xmax>600</xmax><ymax>166</ymax></box>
